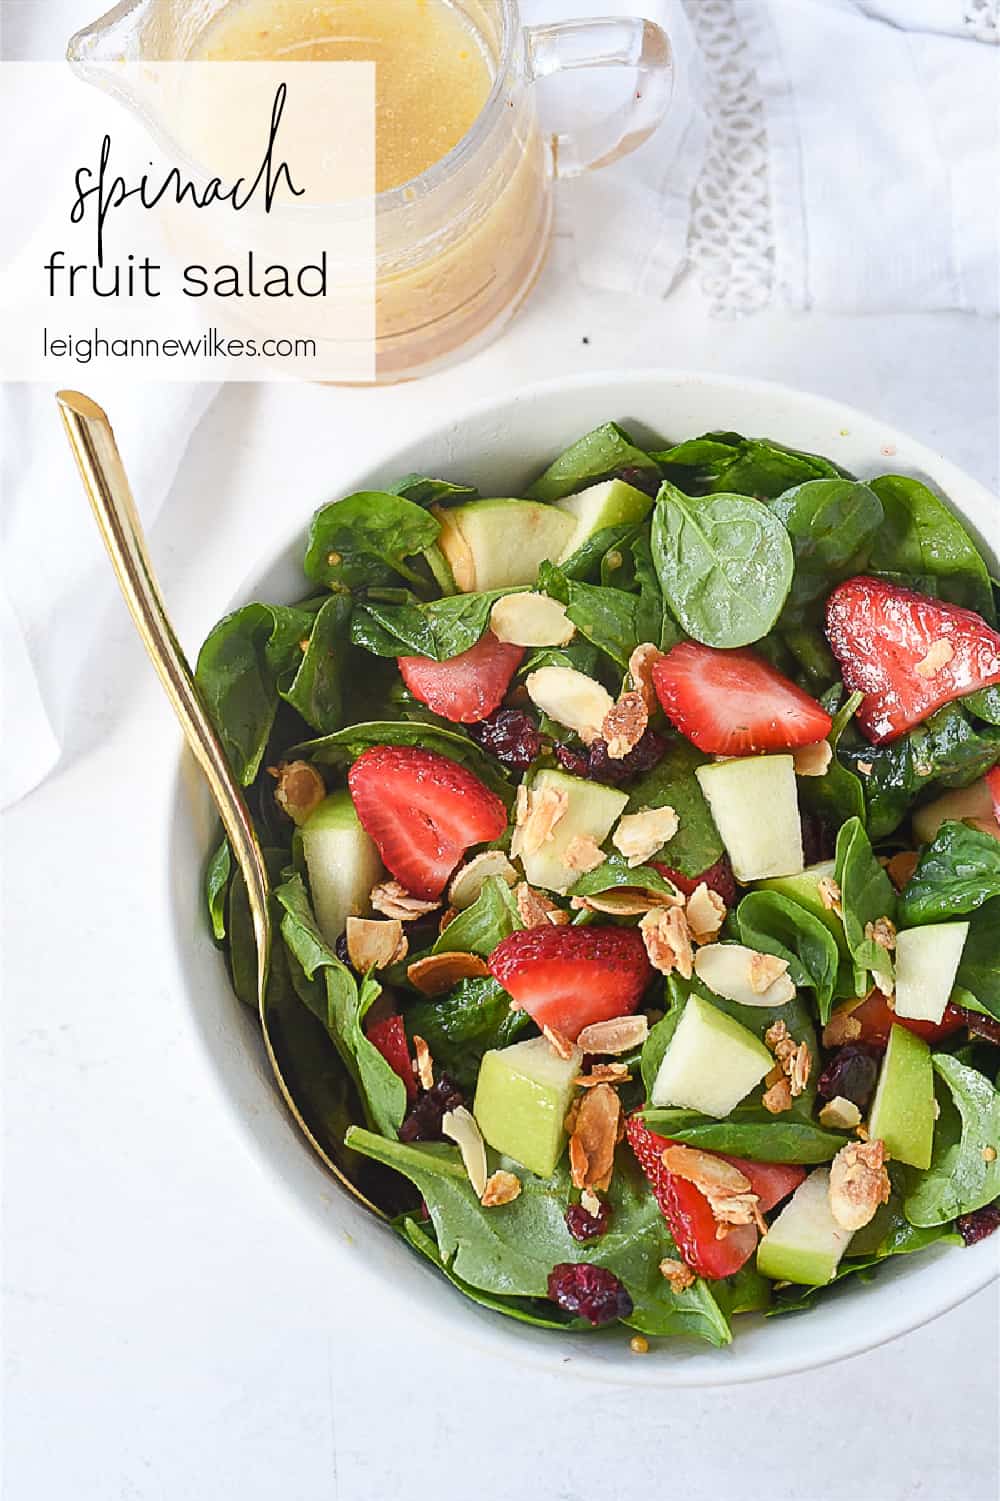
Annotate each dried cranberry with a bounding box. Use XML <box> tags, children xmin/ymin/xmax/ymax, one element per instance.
<box><xmin>956</xmin><ymin>1203</ymin><xmax>1000</xmax><ymax>1246</ymax></box>
<box><xmin>547</xmin><ymin>1263</ymin><xmax>633</xmax><ymax>1325</ymax></box>
<box><xmin>469</xmin><ymin>708</ymin><xmax>543</xmax><ymax>772</ymax></box>
<box><xmin>335</xmin><ymin>933</ymin><xmax>354</xmax><ymax>969</ymax></box>
<box><xmin>800</xmin><ymin>811</ymin><xmax>834</xmax><ymax>866</ymax></box>
<box><xmin>962</xmin><ymin>1009</ymin><xmax>1000</xmax><ymax>1047</ymax></box>
<box><xmin>587</xmin><ymin>730</ymin><xmax>666</xmax><ymax>786</ymax></box>
<box><xmin>565</xmin><ymin>1201</ymin><xmax>611</xmax><ymax>1242</ymax></box>
<box><xmin>554</xmin><ymin>743</ymin><xmax>589</xmax><ymax>777</ymax></box>
<box><xmin>615</xmin><ymin>464</ymin><xmax>662</xmax><ymax>498</ymax></box>
<box><xmin>398</xmin><ymin>1073</ymin><xmax>465</xmax><ymax>1142</ymax></box>
<box><xmin>817</xmin><ymin>1043</ymin><xmax>882</xmax><ymax>1109</ymax></box>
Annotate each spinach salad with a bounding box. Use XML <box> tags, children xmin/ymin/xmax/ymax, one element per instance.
<box><xmin>200</xmin><ymin>422</ymin><xmax>1000</xmax><ymax>1347</ymax></box>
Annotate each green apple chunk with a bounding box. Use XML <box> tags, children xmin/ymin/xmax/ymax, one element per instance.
<box><xmin>756</xmin><ymin>860</ymin><xmax>849</xmax><ymax>958</ymax></box>
<box><xmin>912</xmin><ymin>778</ymin><xmax>1000</xmax><ymax>845</ymax></box>
<box><xmin>474</xmin><ymin>1035</ymin><xmax>584</xmax><ymax>1178</ymax></box>
<box><xmin>696</xmin><ymin>755</ymin><xmax>804</xmax><ymax>881</ymax></box>
<box><xmin>301</xmin><ymin>790</ymin><xmax>384</xmax><ymax>947</ymax></box>
<box><xmin>868</xmin><ymin>1023</ymin><xmax>935</xmax><ymax>1169</ymax></box>
<box><xmin>893</xmin><ymin>923</ymin><xmax>970</xmax><ymax>1025</ymax></box>
<box><xmin>757</xmin><ymin>1168</ymin><xmax>854</xmax><ymax>1285</ymax></box>
<box><xmin>553</xmin><ymin>478</ymin><xmax>654</xmax><ymax>563</ymax></box>
<box><xmin>434</xmin><ymin>498</ymin><xmax>576</xmax><ymax>593</ymax></box>
<box><xmin>517</xmin><ymin>768</ymin><xmax>628</xmax><ymax>894</ymax></box>
<box><xmin>651</xmin><ymin>993</ymin><xmax>773</xmax><ymax>1116</ymax></box>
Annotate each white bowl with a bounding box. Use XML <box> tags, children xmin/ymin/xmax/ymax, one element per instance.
<box><xmin>166</xmin><ymin>370</ymin><xmax>999</xmax><ymax>1385</ymax></box>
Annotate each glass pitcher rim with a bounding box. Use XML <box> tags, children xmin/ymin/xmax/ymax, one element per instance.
<box><xmin>68</xmin><ymin>0</ymin><xmax>522</xmax><ymax>210</ymax></box>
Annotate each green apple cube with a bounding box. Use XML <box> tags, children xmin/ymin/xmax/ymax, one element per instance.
<box><xmin>518</xmin><ymin>769</ymin><xmax>627</xmax><ymax>894</ymax></box>
<box><xmin>474</xmin><ymin>1036</ymin><xmax>583</xmax><ymax>1178</ymax></box>
<box><xmin>554</xmin><ymin>479</ymin><xmax>654</xmax><ymax>563</ymax></box>
<box><xmin>434</xmin><ymin>498</ymin><xmax>575</xmax><ymax>593</ymax></box>
<box><xmin>868</xmin><ymin>1023</ymin><xmax>935</xmax><ymax>1169</ymax></box>
<box><xmin>756</xmin><ymin>860</ymin><xmax>849</xmax><ymax>957</ymax></box>
<box><xmin>893</xmin><ymin>923</ymin><xmax>970</xmax><ymax>1026</ymax></box>
<box><xmin>757</xmin><ymin>1168</ymin><xmax>854</xmax><ymax>1285</ymax></box>
<box><xmin>650</xmin><ymin>994</ymin><xmax>773</xmax><ymax>1117</ymax></box>
<box><xmin>695</xmin><ymin>755</ymin><xmax>804</xmax><ymax>881</ymax></box>
<box><xmin>301</xmin><ymin>791</ymin><xmax>383</xmax><ymax>947</ymax></box>
<box><xmin>912</xmin><ymin>778</ymin><xmax>999</xmax><ymax>845</ymax></box>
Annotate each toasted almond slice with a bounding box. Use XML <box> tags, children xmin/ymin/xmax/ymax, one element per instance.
<box><xmin>480</xmin><ymin>1169</ymin><xmax>522</xmax><ymax>1207</ymax></box>
<box><xmin>694</xmin><ymin>943</ymin><xmax>796</xmax><ymax>1007</ymax></box>
<box><xmin>571</xmin><ymin>886</ymin><xmax>681</xmax><ymax>917</ymax></box>
<box><xmin>602</xmin><ymin>690</ymin><xmax>648</xmax><ymax>760</ymax></box>
<box><xmin>543</xmin><ymin>1024</ymin><xmax>576</xmax><ymax>1061</ymax></box>
<box><xmin>661</xmin><ymin>1145</ymin><xmax>751</xmax><ymax>1196</ymax></box>
<box><xmin>817</xmin><ymin>876</ymin><xmax>843</xmax><ymax>916</ymax></box>
<box><xmin>915</xmin><ymin>638</ymin><xmax>955</xmax><ymax>678</ymax></box>
<box><xmin>515</xmin><ymin>882</ymin><xmax>568</xmax><ymax>928</ymax></box>
<box><xmin>611</xmin><ymin>806</ymin><xmax>679</xmax><ymax>867</ymax></box>
<box><xmin>576</xmin><ymin>1015</ymin><xmax>649</xmax><ymax>1054</ymax></box>
<box><xmin>442</xmin><ymin>1106</ymin><xmax>488</xmax><ymax>1198</ymax></box>
<box><xmin>513</xmin><ymin>783</ymin><xmax>569</xmax><ymax>858</ymax></box>
<box><xmin>828</xmin><ymin>1138</ymin><xmax>891</xmax><ymax>1231</ymax></box>
<box><xmin>447</xmin><ymin>850</ymin><xmax>518</xmax><ymax>911</ymax></box>
<box><xmin>407</xmin><ymin>951</ymin><xmax>491</xmax><ymax>996</ymax></box>
<box><xmin>792</xmin><ymin>740</ymin><xmax>833</xmax><ymax>777</ymax></box>
<box><xmin>489</xmin><ymin>592</ymin><xmax>576</xmax><ymax>648</ymax></box>
<box><xmin>371</xmin><ymin>880</ymin><xmax>440</xmax><ymax>921</ymax></box>
<box><xmin>685</xmin><ymin>882</ymin><xmax>726</xmax><ymax>944</ymax></box>
<box><xmin>818</xmin><ymin>1096</ymin><xmax>862</xmax><ymax>1130</ymax></box>
<box><xmin>628</xmin><ymin>643</ymin><xmax>664</xmax><ymax>716</ymax></box>
<box><xmin>413</xmin><ymin>1034</ymin><xmax>433</xmax><ymax>1092</ymax></box>
<box><xmin>575</xmin><ymin>1063</ymin><xmax>631</xmax><ymax>1087</ymax></box>
<box><xmin>563</xmin><ymin>835</ymin><xmax>606</xmax><ymax>874</ymax></box>
<box><xmin>524</xmin><ymin>665</ymin><xmax>614</xmax><ymax>746</ymax></box>
<box><xmin>568</xmin><ymin>1082</ymin><xmax>621</xmax><ymax>1191</ymax></box>
<box><xmin>345</xmin><ymin>917</ymin><xmax>407</xmax><ymax>971</ymax></box>
<box><xmin>659</xmin><ymin>1257</ymin><xmax>695</xmax><ymax>1293</ymax></box>
<box><xmin>762</xmin><ymin>1077</ymin><xmax>793</xmax><ymax>1114</ymax></box>
<box><xmin>864</xmin><ymin>915</ymin><xmax>897</xmax><ymax>952</ymax></box>
<box><xmin>788</xmin><ymin>1041</ymin><xmax>812</xmax><ymax>1097</ymax></box>
<box><xmin>764</xmin><ymin>1019</ymin><xmax>790</xmax><ymax>1052</ymax></box>
<box><xmin>640</xmin><ymin>905</ymin><xmax>694</xmax><ymax>978</ymax></box>
<box><xmin>269</xmin><ymin>760</ymin><xmax>326</xmax><ymax>826</ymax></box>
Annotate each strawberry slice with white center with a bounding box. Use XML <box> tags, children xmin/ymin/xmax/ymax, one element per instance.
<box><xmin>398</xmin><ymin>631</ymin><xmax>525</xmax><ymax>724</ymax></box>
<box><xmin>826</xmin><ymin>576</ymin><xmax>1000</xmax><ymax>743</ymax></box>
<box><xmin>487</xmin><ymin>925</ymin><xmax>652</xmax><ymax>1040</ymax></box>
<box><xmin>348</xmin><ymin>745</ymin><xmax>507</xmax><ymax>900</ymax></box>
<box><xmin>651</xmin><ymin>642</ymin><xmax>832</xmax><ymax>755</ymax></box>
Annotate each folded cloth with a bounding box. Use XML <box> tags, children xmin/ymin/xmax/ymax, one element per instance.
<box><xmin>858</xmin><ymin>1</ymin><xmax>999</xmax><ymax>43</ymax></box>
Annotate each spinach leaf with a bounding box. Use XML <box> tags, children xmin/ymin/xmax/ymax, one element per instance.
<box><xmin>292</xmin><ymin>720</ymin><xmax>514</xmax><ymax>803</ymax></box>
<box><xmin>205</xmin><ymin>836</ymin><xmax>231</xmax><ymax>942</ymax></box>
<box><xmin>275</xmin><ymin>872</ymin><xmax>407</xmax><ymax>1139</ymax></box>
<box><xmin>345</xmin><ymin>1130</ymin><xmax>732</xmax><ymax>1345</ymax></box>
<box><xmin>964</xmin><ymin>686</ymin><xmax>1000</xmax><ymax>726</ymax></box>
<box><xmin>736</xmin><ymin>890</ymin><xmax>840</xmax><ymax>1021</ymax></box>
<box><xmin>433</xmin><ymin>876</ymin><xmax>521</xmax><ymax>957</ymax></box>
<box><xmin>845</xmin><ymin>703</ymin><xmax>1000</xmax><ymax>839</ymax></box>
<box><xmin>195</xmin><ymin>600</ymin><xmax>318</xmax><ymax>784</ymax></box>
<box><xmin>639</xmin><ymin>1107</ymin><xmax>845</xmax><ymax>1163</ymax></box>
<box><xmin>956</xmin><ymin>897</ymin><xmax>1000</xmax><ymax>1018</ymax></box>
<box><xmin>781</xmin><ymin>625</ymin><xmax>839</xmax><ymax>690</ymax></box>
<box><xmin>304</xmin><ymin>492</ymin><xmax>440</xmax><ymax>591</ymax></box>
<box><xmin>626</xmin><ymin>741</ymin><xmax>724</xmax><ymax>877</ymax></box>
<box><xmin>651</xmin><ymin>482</ymin><xmax>794</xmax><ymax>648</ymax></box>
<box><xmin>653</xmin><ymin>433</ymin><xmax>843</xmax><ymax>498</ymax></box>
<box><xmin>351</xmin><ymin>590</ymin><xmax>501</xmax><ymax>661</ymax></box>
<box><xmin>538</xmin><ymin>562</ymin><xmax>644</xmax><ymax>671</ymax></box>
<box><xmin>389</xmin><ymin>475</ymin><xmax>477</xmax><ymax>507</ymax></box>
<box><xmin>280</xmin><ymin>594</ymin><xmax>352</xmax><ymax>733</ymax></box>
<box><xmin>520</xmin><ymin>641</ymin><xmax>603</xmax><ymax>680</ymax></box>
<box><xmin>834</xmin><ymin>817</ymin><xmax>897</xmax><ymax>994</ymax></box>
<box><xmin>797</xmin><ymin>689</ymin><xmax>866</xmax><ymax>831</ymax></box>
<box><xmin>569</xmin><ymin>853</ymin><xmax>680</xmax><ymax>903</ymax></box>
<box><xmin>404</xmin><ymin>977</ymin><xmax>529</xmax><ymax>1092</ymax></box>
<box><xmin>868</xmin><ymin>476</ymin><xmax>995</xmax><ymax>622</ymax></box>
<box><xmin>769</xmin><ymin>479</ymin><xmax>883</xmax><ymax>624</ymax></box>
<box><xmin>563</xmin><ymin>522</ymin><xmax>642</xmax><ymax>583</ymax></box>
<box><xmin>527</xmin><ymin>422</ymin><xmax>661</xmax><ymax>503</ymax></box>
<box><xmin>905</xmin><ymin>1054</ymin><xmax>1000</xmax><ymax>1225</ymax></box>
<box><xmin>640</xmin><ymin>1000</ymin><xmax>684</xmax><ymax>1100</ymax></box>
<box><xmin>899</xmin><ymin>822</ymin><xmax>1000</xmax><ymax>924</ymax></box>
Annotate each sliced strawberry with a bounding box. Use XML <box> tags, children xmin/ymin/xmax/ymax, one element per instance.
<box><xmin>398</xmin><ymin>632</ymin><xmax>524</xmax><ymax>724</ymax></box>
<box><xmin>366</xmin><ymin>1015</ymin><xmax>417</xmax><ymax>1102</ymax></box>
<box><xmin>625</xmin><ymin>1116</ymin><xmax>757</xmax><ymax>1279</ymax></box>
<box><xmin>826</xmin><ymin>577</ymin><xmax>1000</xmax><ymax>744</ymax></box>
<box><xmin>652</xmin><ymin>854</ymin><xmax>738</xmax><ymax>907</ymax></box>
<box><xmin>717</xmin><ymin>1155</ymin><xmax>805</xmax><ymax>1212</ymax></box>
<box><xmin>987</xmin><ymin>766</ymin><xmax>1000</xmax><ymax>824</ymax></box>
<box><xmin>838</xmin><ymin>989</ymin><xmax>966</xmax><ymax>1048</ymax></box>
<box><xmin>348</xmin><ymin>745</ymin><xmax>507</xmax><ymax>900</ymax></box>
<box><xmin>487</xmin><ymin>925</ymin><xmax>652</xmax><ymax>1040</ymax></box>
<box><xmin>651</xmin><ymin>642</ymin><xmax>832</xmax><ymax>755</ymax></box>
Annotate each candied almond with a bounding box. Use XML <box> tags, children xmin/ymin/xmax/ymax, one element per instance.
<box><xmin>788</xmin><ymin>1041</ymin><xmax>812</xmax><ymax>1098</ymax></box>
<box><xmin>762</xmin><ymin>1077</ymin><xmax>793</xmax><ymax>1114</ymax></box>
<box><xmin>764</xmin><ymin>1019</ymin><xmax>790</xmax><ymax>1053</ymax></box>
<box><xmin>543</xmin><ymin>1024</ymin><xmax>576</xmax><ymax>1061</ymax></box>
<box><xmin>575</xmin><ymin>1063</ymin><xmax>631</xmax><ymax>1088</ymax></box>
<box><xmin>563</xmin><ymin>835</ymin><xmax>606</xmax><ymax>874</ymax></box>
<box><xmin>345</xmin><ymin>917</ymin><xmax>407</xmax><ymax>971</ymax></box>
<box><xmin>659</xmin><ymin>1258</ymin><xmax>695</xmax><ymax>1293</ymax></box>
<box><xmin>887</xmin><ymin>850</ymin><xmax>920</xmax><ymax>891</ymax></box>
<box><xmin>612</xmin><ymin>806</ymin><xmax>679</xmax><ymax>867</ymax></box>
<box><xmin>568</xmin><ymin>1082</ymin><xmax>621</xmax><ymax>1191</ymax></box>
<box><xmin>819</xmin><ymin>1096</ymin><xmax>862</xmax><ymax>1130</ymax></box>
<box><xmin>512</xmin><ymin>783</ymin><xmax>569</xmax><ymax>858</ymax></box>
<box><xmin>441</xmin><ymin>1106</ymin><xmax>488</xmax><ymax>1198</ymax></box>
<box><xmin>640</xmin><ymin>905</ymin><xmax>693</xmax><ymax>978</ymax></box>
<box><xmin>602</xmin><ymin>690</ymin><xmax>648</xmax><ymax>760</ymax></box>
<box><xmin>822</xmin><ymin>1004</ymin><xmax>863</xmax><ymax>1048</ymax></box>
<box><xmin>576</xmin><ymin>1014</ymin><xmax>649</xmax><ymax>1055</ymax></box>
<box><xmin>407</xmin><ymin>951</ymin><xmax>491</xmax><ymax>997</ymax></box>
<box><xmin>269</xmin><ymin>760</ymin><xmax>326</xmax><ymax>826</ymax></box>
<box><xmin>685</xmin><ymin>882</ymin><xmax>726</xmax><ymax>944</ymax></box>
<box><xmin>515</xmin><ymin>882</ymin><xmax>568</xmax><ymax>928</ymax></box>
<box><xmin>571</xmin><ymin>887</ymin><xmax>680</xmax><ymax>917</ymax></box>
<box><xmin>865</xmin><ymin>915</ymin><xmax>897</xmax><ymax>951</ymax></box>
<box><xmin>370</xmin><ymin>880</ymin><xmax>439</xmax><ymax>921</ymax></box>
<box><xmin>817</xmin><ymin>876</ymin><xmax>843</xmax><ymax>915</ymax></box>
<box><xmin>413</xmin><ymin>1034</ymin><xmax>434</xmax><ymax>1092</ymax></box>
<box><xmin>661</xmin><ymin>1145</ymin><xmax>763</xmax><ymax>1229</ymax></box>
<box><xmin>447</xmin><ymin>850</ymin><xmax>518</xmax><ymax>910</ymax></box>
<box><xmin>524</xmin><ymin>665</ymin><xmax>614</xmax><ymax>746</ymax></box>
<box><xmin>792</xmin><ymin>740</ymin><xmax>833</xmax><ymax>777</ymax></box>
<box><xmin>628</xmin><ymin>642</ymin><xmax>664</xmax><ymax>716</ymax></box>
<box><xmin>828</xmin><ymin>1138</ymin><xmax>891</xmax><ymax>1231</ymax></box>
<box><xmin>489</xmin><ymin>592</ymin><xmax>575</xmax><ymax>648</ymax></box>
<box><xmin>480</xmin><ymin>1169</ymin><xmax>522</xmax><ymax>1207</ymax></box>
<box><xmin>438</xmin><ymin>906</ymin><xmax>459</xmax><ymax>935</ymax></box>
<box><xmin>915</xmin><ymin>638</ymin><xmax>955</xmax><ymax>679</ymax></box>
<box><xmin>749</xmin><ymin>951</ymin><xmax>790</xmax><ymax>995</ymax></box>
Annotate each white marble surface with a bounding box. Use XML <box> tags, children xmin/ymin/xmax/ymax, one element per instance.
<box><xmin>3</xmin><ymin>0</ymin><xmax>999</xmax><ymax>1483</ymax></box>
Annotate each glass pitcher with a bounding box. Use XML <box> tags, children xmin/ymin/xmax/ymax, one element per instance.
<box><xmin>68</xmin><ymin>0</ymin><xmax>675</xmax><ymax>382</ymax></box>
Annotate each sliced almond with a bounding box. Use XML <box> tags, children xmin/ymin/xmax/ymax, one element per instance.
<box><xmin>576</xmin><ymin>1015</ymin><xmax>649</xmax><ymax>1055</ymax></box>
<box><xmin>269</xmin><ymin>760</ymin><xmax>326</xmax><ymax>826</ymax></box>
<box><xmin>693</xmin><ymin>943</ymin><xmax>796</xmax><ymax>1007</ymax></box>
<box><xmin>762</xmin><ymin>1077</ymin><xmax>793</xmax><ymax>1114</ymax></box>
<box><xmin>822</xmin><ymin>1003</ymin><xmax>864</xmax><ymax>1048</ymax></box>
<box><xmin>568</xmin><ymin>1082</ymin><xmax>620</xmax><ymax>1191</ymax></box>
<box><xmin>524</xmin><ymin>665</ymin><xmax>614</xmax><ymax>746</ymax></box>
<box><xmin>828</xmin><ymin>1138</ymin><xmax>891</xmax><ymax>1231</ymax></box>
<box><xmin>640</xmin><ymin>905</ymin><xmax>694</xmax><ymax>978</ymax></box>
<box><xmin>685</xmin><ymin>882</ymin><xmax>727</xmax><ymax>944</ymax></box>
<box><xmin>407</xmin><ymin>951</ymin><xmax>491</xmax><ymax>996</ymax></box>
<box><xmin>489</xmin><ymin>592</ymin><xmax>576</xmax><ymax>648</ymax></box>
<box><xmin>345</xmin><ymin>917</ymin><xmax>407</xmax><ymax>971</ymax></box>
<box><xmin>563</xmin><ymin>835</ymin><xmax>606</xmax><ymax>874</ymax></box>
<box><xmin>915</xmin><ymin>638</ymin><xmax>955</xmax><ymax>679</ymax></box>
<box><xmin>480</xmin><ymin>1169</ymin><xmax>522</xmax><ymax>1207</ymax></box>
<box><xmin>819</xmin><ymin>1096</ymin><xmax>863</xmax><ymax>1130</ymax></box>
<box><xmin>441</xmin><ymin>1106</ymin><xmax>488</xmax><ymax>1199</ymax></box>
<box><xmin>542</xmin><ymin>1024</ymin><xmax>576</xmax><ymax>1061</ymax></box>
<box><xmin>602</xmin><ymin>690</ymin><xmax>648</xmax><ymax>760</ymax></box>
<box><xmin>371</xmin><ymin>880</ymin><xmax>440</xmax><ymax>921</ymax></box>
<box><xmin>628</xmin><ymin>642</ymin><xmax>664</xmax><ymax>716</ymax></box>
<box><xmin>413</xmin><ymin>1034</ymin><xmax>433</xmax><ymax>1092</ymax></box>
<box><xmin>575</xmin><ymin>1063</ymin><xmax>631</xmax><ymax>1087</ymax></box>
<box><xmin>571</xmin><ymin>886</ymin><xmax>681</xmax><ymax>917</ymax></box>
<box><xmin>660</xmin><ymin>1144</ymin><xmax>764</xmax><ymax>1230</ymax></box>
<box><xmin>817</xmin><ymin>876</ymin><xmax>843</xmax><ymax>916</ymax></box>
<box><xmin>659</xmin><ymin>1257</ymin><xmax>695</xmax><ymax>1293</ymax></box>
<box><xmin>511</xmin><ymin>782</ymin><xmax>568</xmax><ymax>859</ymax></box>
<box><xmin>447</xmin><ymin>850</ymin><xmax>518</xmax><ymax>911</ymax></box>
<box><xmin>864</xmin><ymin>915</ymin><xmax>897</xmax><ymax>952</ymax></box>
<box><xmin>792</xmin><ymin>740</ymin><xmax>833</xmax><ymax>777</ymax></box>
<box><xmin>611</xmin><ymin>806</ymin><xmax>679</xmax><ymax>867</ymax></box>
<box><xmin>515</xmin><ymin>882</ymin><xmax>569</xmax><ymax>928</ymax></box>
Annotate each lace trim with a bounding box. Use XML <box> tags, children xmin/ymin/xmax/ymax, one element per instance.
<box><xmin>685</xmin><ymin>0</ymin><xmax>774</xmax><ymax>317</ymax></box>
<box><xmin>964</xmin><ymin>1</ymin><xmax>1000</xmax><ymax>42</ymax></box>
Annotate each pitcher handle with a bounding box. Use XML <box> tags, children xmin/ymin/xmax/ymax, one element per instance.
<box><xmin>524</xmin><ymin>16</ymin><xmax>674</xmax><ymax>178</ymax></box>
